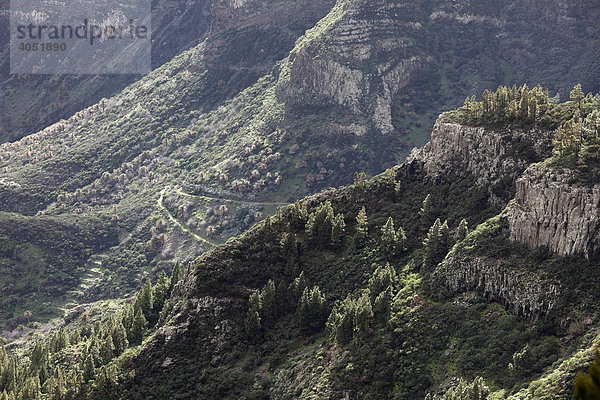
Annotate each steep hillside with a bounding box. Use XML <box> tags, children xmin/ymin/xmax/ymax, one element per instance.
<box><xmin>0</xmin><ymin>0</ymin><xmax>333</xmax><ymax>143</ymax></box>
<box><xmin>0</xmin><ymin>90</ymin><xmax>593</xmax><ymax>400</ymax></box>
<box><xmin>2</xmin><ymin>0</ymin><xmax>600</xmax><ymax>352</ymax></box>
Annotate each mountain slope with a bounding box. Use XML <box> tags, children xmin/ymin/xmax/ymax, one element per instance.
<box><xmin>88</xmin><ymin>91</ymin><xmax>600</xmax><ymax>399</ymax></box>
<box><xmin>2</xmin><ymin>0</ymin><xmax>600</xmax><ymax>344</ymax></box>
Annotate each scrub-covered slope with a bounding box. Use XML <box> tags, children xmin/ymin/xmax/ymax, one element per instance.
<box><xmin>2</xmin><ymin>0</ymin><xmax>600</xmax><ymax>339</ymax></box>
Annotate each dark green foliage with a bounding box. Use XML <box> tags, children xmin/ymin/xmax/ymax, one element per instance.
<box><xmin>260</xmin><ymin>280</ymin><xmax>278</xmax><ymax>327</ymax></box>
<box><xmin>380</xmin><ymin>217</ymin><xmax>397</xmax><ymax>253</ymax></box>
<box><xmin>574</xmin><ymin>349</ymin><xmax>600</xmax><ymax>400</ymax></box>
<box><xmin>327</xmin><ymin>296</ymin><xmax>355</xmax><ymax>347</ymax></box>
<box><xmin>327</xmin><ymin>291</ymin><xmax>373</xmax><ymax>346</ymax></box>
<box><xmin>82</xmin><ymin>356</ymin><xmax>95</xmax><ymax>383</ymax></box>
<box><xmin>18</xmin><ymin>376</ymin><xmax>40</xmax><ymax>400</ymax></box>
<box><xmin>280</xmin><ymin>232</ymin><xmax>299</xmax><ymax>275</ymax></box>
<box><xmin>135</xmin><ymin>280</ymin><xmax>154</xmax><ymax>326</ymax></box>
<box><xmin>111</xmin><ymin>321</ymin><xmax>129</xmax><ymax>356</ymax></box>
<box><xmin>423</xmin><ymin>218</ymin><xmax>451</xmax><ymax>269</ymax></box>
<box><xmin>296</xmin><ymin>286</ymin><xmax>328</xmax><ymax>333</ymax></box>
<box><xmin>455</xmin><ymin>84</ymin><xmax>553</xmax><ymax>128</ymax></box>
<box><xmin>354</xmin><ymin>206</ymin><xmax>369</xmax><ymax>248</ymax></box>
<box><xmin>305</xmin><ymin>201</ymin><xmax>334</xmax><ymax>246</ymax></box>
<box><xmin>354</xmin><ymin>172</ymin><xmax>367</xmax><ymax>189</ymax></box>
<box><xmin>245</xmin><ymin>290</ymin><xmax>262</xmax><ymax>341</ymax></box>
<box><xmin>372</xmin><ymin>286</ymin><xmax>393</xmax><ymax>324</ymax></box>
<box><xmin>100</xmin><ymin>336</ymin><xmax>116</xmax><ymax>365</ymax></box>
<box><xmin>95</xmin><ymin>365</ymin><xmax>118</xmax><ymax>399</ymax></box>
<box><xmin>331</xmin><ymin>213</ymin><xmax>346</xmax><ymax>248</ymax></box>
<box><xmin>129</xmin><ymin>308</ymin><xmax>148</xmax><ymax>346</ymax></box>
<box><xmin>287</xmin><ymin>202</ymin><xmax>308</xmax><ymax>231</ymax></box>
<box><xmin>152</xmin><ymin>271</ymin><xmax>170</xmax><ymax>318</ymax></box>
<box><xmin>367</xmin><ymin>263</ymin><xmax>397</xmax><ymax>302</ymax></box>
<box><xmin>419</xmin><ymin>194</ymin><xmax>435</xmax><ymax>230</ymax></box>
<box><xmin>288</xmin><ymin>271</ymin><xmax>308</xmax><ymax>306</ymax></box>
<box><xmin>380</xmin><ymin>217</ymin><xmax>407</xmax><ymax>255</ymax></box>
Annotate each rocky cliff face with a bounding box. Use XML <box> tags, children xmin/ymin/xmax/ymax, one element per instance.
<box><xmin>503</xmin><ymin>165</ymin><xmax>600</xmax><ymax>258</ymax></box>
<box><xmin>406</xmin><ymin>117</ymin><xmax>554</xmax><ymax>186</ymax></box>
<box><xmin>432</xmin><ymin>252</ymin><xmax>559</xmax><ymax>319</ymax></box>
<box><xmin>274</xmin><ymin>0</ymin><xmax>600</xmax><ymax>151</ymax></box>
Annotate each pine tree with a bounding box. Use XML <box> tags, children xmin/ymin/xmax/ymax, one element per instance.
<box><xmin>260</xmin><ymin>280</ymin><xmax>277</xmax><ymax>327</ymax></box>
<box><xmin>95</xmin><ymin>365</ymin><xmax>117</xmax><ymax>398</ymax></box>
<box><xmin>136</xmin><ymin>279</ymin><xmax>153</xmax><ymax>325</ymax></box>
<box><xmin>571</xmin><ymin>84</ymin><xmax>585</xmax><ymax>112</ymax></box>
<box><xmin>396</xmin><ymin>225</ymin><xmax>407</xmax><ymax>253</ymax></box>
<box><xmin>327</xmin><ymin>296</ymin><xmax>356</xmax><ymax>346</ymax></box>
<box><xmin>280</xmin><ymin>232</ymin><xmax>299</xmax><ymax>276</ymax></box>
<box><xmin>111</xmin><ymin>321</ymin><xmax>129</xmax><ymax>356</ymax></box>
<box><xmin>46</xmin><ymin>367</ymin><xmax>67</xmax><ymax>400</ymax></box>
<box><xmin>129</xmin><ymin>308</ymin><xmax>148</xmax><ymax>346</ymax></box>
<box><xmin>518</xmin><ymin>85</ymin><xmax>530</xmax><ymax>121</ymax></box>
<box><xmin>306</xmin><ymin>201</ymin><xmax>335</xmax><ymax>246</ymax></box>
<box><xmin>353</xmin><ymin>172</ymin><xmax>367</xmax><ymax>189</ymax></box>
<box><xmin>380</xmin><ymin>217</ymin><xmax>397</xmax><ymax>253</ymax></box>
<box><xmin>93</xmin><ymin>321</ymin><xmax>103</xmax><ymax>338</ymax></box>
<box><xmin>373</xmin><ymin>286</ymin><xmax>393</xmax><ymax>324</ymax></box>
<box><xmin>152</xmin><ymin>271</ymin><xmax>170</xmax><ymax>318</ymax></box>
<box><xmin>29</xmin><ymin>342</ymin><xmax>46</xmax><ymax>373</ymax></box>
<box><xmin>368</xmin><ymin>263</ymin><xmax>397</xmax><ymax>301</ymax></box>
<box><xmin>50</xmin><ymin>328</ymin><xmax>68</xmax><ymax>353</ymax></box>
<box><xmin>423</xmin><ymin>219</ymin><xmax>442</xmax><ymax>269</ymax></box>
<box><xmin>330</xmin><ymin>213</ymin><xmax>346</xmax><ymax>248</ymax></box>
<box><xmin>168</xmin><ymin>262</ymin><xmax>183</xmax><ymax>296</ymax></box>
<box><xmin>288</xmin><ymin>271</ymin><xmax>308</xmax><ymax>306</ymax></box>
<box><xmin>66</xmin><ymin>369</ymin><xmax>83</xmax><ymax>399</ymax></box>
<box><xmin>87</xmin><ymin>336</ymin><xmax>102</xmax><ymax>367</ymax></box>
<box><xmin>427</xmin><ymin>376</ymin><xmax>490</xmax><ymax>400</ymax></box>
<box><xmin>18</xmin><ymin>376</ymin><xmax>40</xmax><ymax>400</ymax></box>
<box><xmin>456</xmin><ymin>219</ymin><xmax>469</xmax><ymax>242</ymax></box>
<box><xmin>288</xmin><ymin>201</ymin><xmax>308</xmax><ymax>230</ymax></box>
<box><xmin>245</xmin><ymin>290</ymin><xmax>262</xmax><ymax>340</ymax></box>
<box><xmin>1</xmin><ymin>358</ymin><xmax>17</xmax><ymax>393</ymax></box>
<box><xmin>419</xmin><ymin>194</ymin><xmax>434</xmax><ymax>230</ymax></box>
<box><xmin>69</xmin><ymin>329</ymin><xmax>81</xmax><ymax>346</ymax></box>
<box><xmin>296</xmin><ymin>287</ymin><xmax>328</xmax><ymax>333</ymax></box>
<box><xmin>440</xmin><ymin>220</ymin><xmax>450</xmax><ymax>253</ymax></box>
<box><xmin>355</xmin><ymin>207</ymin><xmax>368</xmax><ymax>248</ymax></box>
<box><xmin>583</xmin><ymin>109</ymin><xmax>600</xmax><ymax>142</ymax></box>
<box><xmin>354</xmin><ymin>292</ymin><xmax>373</xmax><ymax>336</ymax></box>
<box><xmin>121</xmin><ymin>305</ymin><xmax>134</xmax><ymax>336</ymax></box>
<box><xmin>82</xmin><ymin>355</ymin><xmax>95</xmax><ymax>382</ymax></box>
<box><xmin>100</xmin><ymin>336</ymin><xmax>115</xmax><ymax>365</ymax></box>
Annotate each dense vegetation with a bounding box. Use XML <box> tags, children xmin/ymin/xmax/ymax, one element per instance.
<box><xmin>1</xmin><ymin>85</ymin><xmax>600</xmax><ymax>400</ymax></box>
<box><xmin>451</xmin><ymin>84</ymin><xmax>600</xmax><ymax>182</ymax></box>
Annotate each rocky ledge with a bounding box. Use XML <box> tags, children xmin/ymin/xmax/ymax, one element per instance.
<box><xmin>407</xmin><ymin>118</ymin><xmax>553</xmax><ymax>186</ymax></box>
<box><xmin>503</xmin><ymin>164</ymin><xmax>600</xmax><ymax>258</ymax></box>
<box><xmin>432</xmin><ymin>253</ymin><xmax>559</xmax><ymax>319</ymax></box>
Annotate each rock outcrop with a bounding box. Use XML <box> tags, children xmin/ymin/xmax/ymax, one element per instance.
<box><xmin>407</xmin><ymin>117</ymin><xmax>554</xmax><ymax>186</ymax></box>
<box><xmin>503</xmin><ymin>165</ymin><xmax>600</xmax><ymax>258</ymax></box>
<box><xmin>432</xmin><ymin>252</ymin><xmax>559</xmax><ymax>319</ymax></box>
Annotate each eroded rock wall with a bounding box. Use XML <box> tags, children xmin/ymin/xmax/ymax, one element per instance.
<box><xmin>432</xmin><ymin>253</ymin><xmax>559</xmax><ymax>318</ymax></box>
<box><xmin>503</xmin><ymin>165</ymin><xmax>600</xmax><ymax>258</ymax></box>
<box><xmin>406</xmin><ymin>118</ymin><xmax>554</xmax><ymax>186</ymax></box>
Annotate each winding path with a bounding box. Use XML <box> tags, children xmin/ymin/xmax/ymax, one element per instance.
<box><xmin>157</xmin><ymin>188</ymin><xmax>218</xmax><ymax>247</ymax></box>
<box><xmin>174</xmin><ymin>187</ymin><xmax>288</xmax><ymax>206</ymax></box>
<box><xmin>158</xmin><ymin>186</ymin><xmax>291</xmax><ymax>247</ymax></box>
